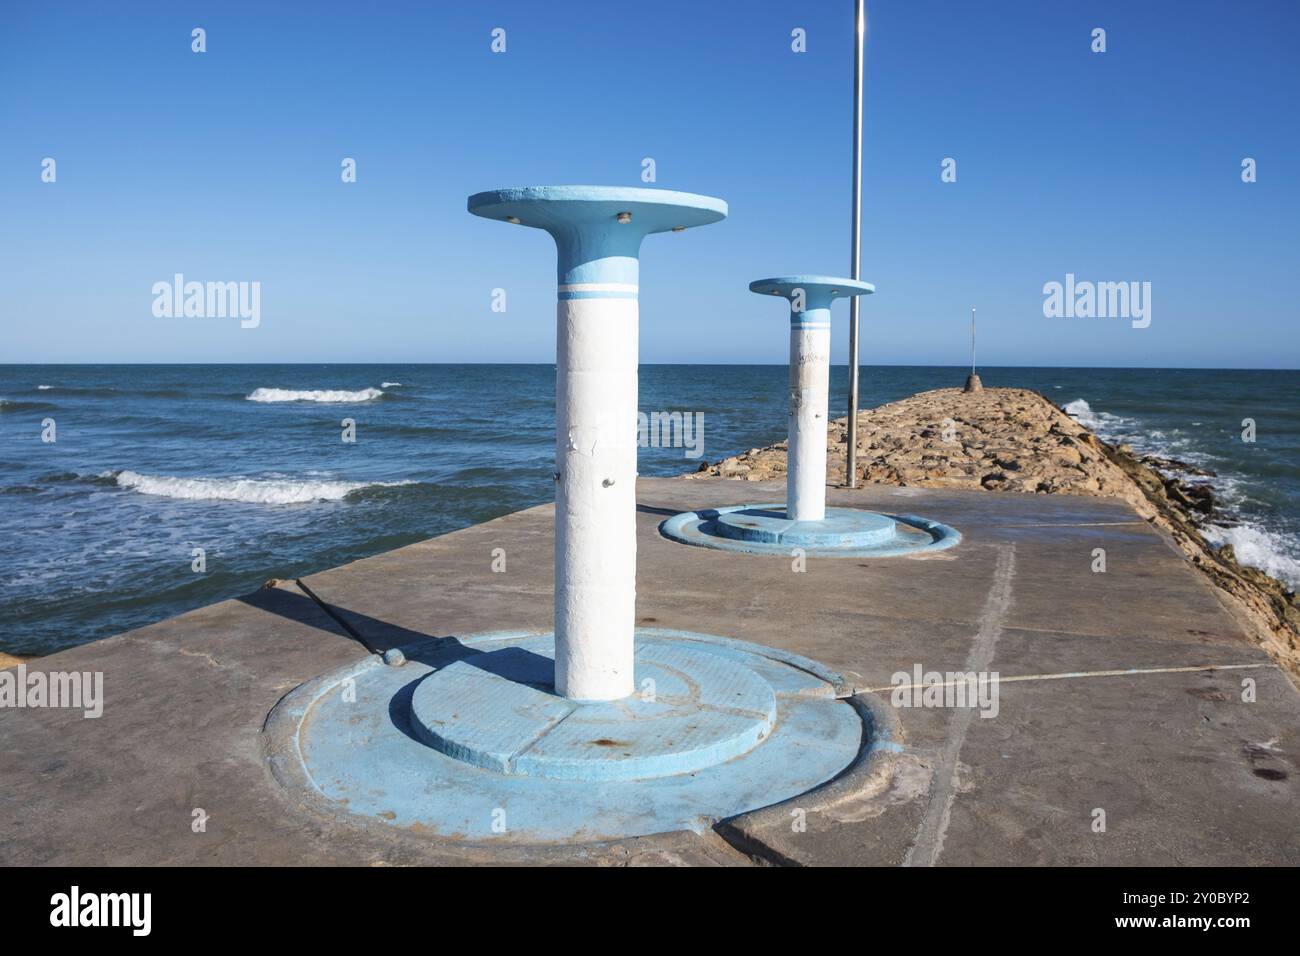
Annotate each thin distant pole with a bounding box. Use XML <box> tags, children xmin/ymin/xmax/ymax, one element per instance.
<box><xmin>970</xmin><ymin>307</ymin><xmax>976</xmax><ymax>375</ymax></box>
<box><xmin>846</xmin><ymin>0</ymin><xmax>865</xmax><ymax>489</ymax></box>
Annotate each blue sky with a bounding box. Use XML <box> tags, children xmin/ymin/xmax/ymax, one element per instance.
<box><xmin>1</xmin><ymin>0</ymin><xmax>1296</xmax><ymax>367</ymax></box>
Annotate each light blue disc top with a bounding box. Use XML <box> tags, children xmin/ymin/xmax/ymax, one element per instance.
<box><xmin>410</xmin><ymin>640</ymin><xmax>778</xmax><ymax>782</ymax></box>
<box><xmin>467</xmin><ymin>185</ymin><xmax>727</xmax><ymax>289</ymax></box>
<box><xmin>467</xmin><ymin>185</ymin><xmax>727</xmax><ymax>235</ymax></box>
<box><xmin>749</xmin><ymin>274</ymin><xmax>876</xmax><ymax>310</ymax></box>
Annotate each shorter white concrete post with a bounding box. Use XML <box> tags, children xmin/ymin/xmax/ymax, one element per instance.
<box><xmin>788</xmin><ymin>306</ymin><xmax>832</xmax><ymax>521</ymax></box>
<box><xmin>749</xmin><ymin>276</ymin><xmax>875</xmax><ymax>523</ymax></box>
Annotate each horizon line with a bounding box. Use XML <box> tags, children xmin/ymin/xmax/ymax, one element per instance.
<box><xmin>2</xmin><ymin>362</ymin><xmax>1298</xmax><ymax>372</ymax></box>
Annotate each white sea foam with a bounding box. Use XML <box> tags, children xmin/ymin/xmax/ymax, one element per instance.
<box><xmin>1062</xmin><ymin>398</ymin><xmax>1126</xmax><ymax>438</ymax></box>
<box><xmin>380</xmin><ymin>381</ymin><xmax>402</xmax><ymax>388</ymax></box>
<box><xmin>110</xmin><ymin>470</ymin><xmax>411</xmax><ymax>504</ymax></box>
<box><xmin>1064</xmin><ymin>398</ymin><xmax>1198</xmax><ymax>460</ymax></box>
<box><xmin>1202</xmin><ymin>523</ymin><xmax>1300</xmax><ymax>591</ymax></box>
<box><xmin>1067</xmin><ymin>398</ymin><xmax>1212</xmax><ymax>470</ymax></box>
<box><xmin>37</xmin><ymin>385</ymin><xmax>53</xmax><ymax>390</ymax></box>
<box><xmin>1065</xmin><ymin>397</ymin><xmax>1298</xmax><ymax>589</ymax></box>
<box><xmin>245</xmin><ymin>387</ymin><xmax>384</xmax><ymax>403</ymax></box>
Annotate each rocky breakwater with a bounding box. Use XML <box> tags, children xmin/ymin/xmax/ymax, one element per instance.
<box><xmin>687</xmin><ymin>386</ymin><xmax>1300</xmax><ymax>681</ymax></box>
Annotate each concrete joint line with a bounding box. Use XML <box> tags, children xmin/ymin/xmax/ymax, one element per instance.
<box><xmin>904</xmin><ymin>545</ymin><xmax>1016</xmax><ymax>868</ymax></box>
<box><xmin>857</xmin><ymin>661</ymin><xmax>1271</xmax><ymax>695</ymax></box>
<box><xmin>995</xmin><ymin>520</ymin><xmax>1148</xmax><ymax>529</ymax></box>
<box><xmin>507</xmin><ymin>706</ymin><xmax>578</xmax><ymax>767</ymax></box>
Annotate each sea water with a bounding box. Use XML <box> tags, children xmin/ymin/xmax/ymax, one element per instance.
<box><xmin>2</xmin><ymin>364</ymin><xmax>1296</xmax><ymax>654</ymax></box>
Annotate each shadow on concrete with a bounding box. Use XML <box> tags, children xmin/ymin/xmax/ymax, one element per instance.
<box><xmin>237</xmin><ymin>583</ymin><xmax>556</xmax><ymax>743</ymax></box>
<box><xmin>238</xmin><ymin>580</ymin><xmax>435</xmax><ymax>657</ymax></box>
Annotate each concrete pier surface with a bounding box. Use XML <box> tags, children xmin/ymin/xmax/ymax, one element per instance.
<box><xmin>2</xmin><ymin>476</ymin><xmax>1297</xmax><ymax>866</ymax></box>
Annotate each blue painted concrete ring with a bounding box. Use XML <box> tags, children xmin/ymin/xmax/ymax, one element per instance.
<box><xmin>660</xmin><ymin>504</ymin><xmax>961</xmax><ymax>557</ymax></box>
<box><xmin>262</xmin><ymin>629</ymin><xmax>866</xmax><ymax>844</ymax></box>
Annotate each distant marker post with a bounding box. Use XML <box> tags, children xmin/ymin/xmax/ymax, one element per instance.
<box><xmin>964</xmin><ymin>306</ymin><xmax>983</xmax><ymax>392</ymax></box>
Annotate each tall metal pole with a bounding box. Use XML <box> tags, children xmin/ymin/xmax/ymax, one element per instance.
<box><xmin>971</xmin><ymin>307</ymin><xmax>976</xmax><ymax>375</ymax></box>
<box><xmin>846</xmin><ymin>0</ymin><xmax>865</xmax><ymax>488</ymax></box>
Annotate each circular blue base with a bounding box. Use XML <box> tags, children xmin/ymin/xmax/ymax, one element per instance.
<box><xmin>660</xmin><ymin>504</ymin><xmax>960</xmax><ymax>557</ymax></box>
<box><xmin>409</xmin><ymin>640</ymin><xmax>777</xmax><ymax>782</ymax></box>
<box><xmin>715</xmin><ymin>506</ymin><xmax>897</xmax><ymax>548</ymax></box>
<box><xmin>264</xmin><ymin>629</ymin><xmax>864</xmax><ymax>844</ymax></box>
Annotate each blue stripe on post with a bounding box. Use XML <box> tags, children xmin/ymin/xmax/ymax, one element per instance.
<box><xmin>558</xmin><ymin>291</ymin><xmax>640</xmax><ymax>300</ymax></box>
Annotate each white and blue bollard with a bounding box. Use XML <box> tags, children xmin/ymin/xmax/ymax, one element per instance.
<box><xmin>661</xmin><ymin>275</ymin><xmax>961</xmax><ymax>557</ymax></box>
<box><xmin>468</xmin><ymin>187</ymin><xmax>730</xmax><ymax>699</ymax></box>
<box><xmin>761</xmin><ymin>277</ymin><xmax>874</xmax><ymax>522</ymax></box>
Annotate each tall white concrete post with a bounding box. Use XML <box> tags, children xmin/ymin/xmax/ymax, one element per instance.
<box><xmin>469</xmin><ymin>187</ymin><xmax>726</xmax><ymax>700</ymax></box>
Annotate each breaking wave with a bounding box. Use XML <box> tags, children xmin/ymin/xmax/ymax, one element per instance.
<box><xmin>1201</xmin><ymin>524</ymin><xmax>1300</xmax><ymax>591</ymax></box>
<box><xmin>108</xmin><ymin>470</ymin><xmax>413</xmax><ymax>504</ymax></box>
<box><xmin>1064</xmin><ymin>397</ymin><xmax>1299</xmax><ymax>590</ymax></box>
<box><xmin>1064</xmin><ymin>398</ymin><xmax>1206</xmax><ymax>464</ymax></box>
<box><xmin>1061</xmin><ymin>398</ymin><xmax>1125</xmax><ymax>438</ymax></box>
<box><xmin>246</xmin><ymin>387</ymin><xmax>385</xmax><ymax>403</ymax></box>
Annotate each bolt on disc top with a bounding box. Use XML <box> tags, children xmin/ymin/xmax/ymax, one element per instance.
<box><xmin>468</xmin><ymin>186</ymin><xmax>728</xmax><ymax>236</ymax></box>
